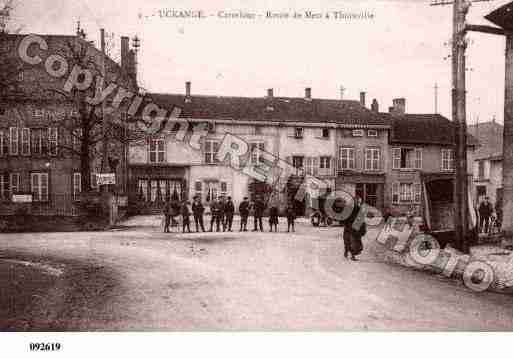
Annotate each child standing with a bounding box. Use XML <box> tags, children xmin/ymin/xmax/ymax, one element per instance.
<box><xmin>286</xmin><ymin>203</ymin><xmax>296</xmax><ymax>232</ymax></box>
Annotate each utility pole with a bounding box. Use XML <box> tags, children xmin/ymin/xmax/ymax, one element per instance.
<box><xmin>100</xmin><ymin>28</ymin><xmax>109</xmax><ymax>192</ymax></box>
<box><xmin>431</xmin><ymin>0</ymin><xmax>474</xmax><ymax>252</ymax></box>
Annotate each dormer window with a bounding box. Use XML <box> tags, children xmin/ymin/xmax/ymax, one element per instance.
<box><xmin>294</xmin><ymin>127</ymin><xmax>304</xmax><ymax>139</ymax></box>
<box><xmin>322</xmin><ymin>128</ymin><xmax>330</xmax><ymax>139</ymax></box>
<box><xmin>352</xmin><ymin>129</ymin><xmax>364</xmax><ymax>137</ymax></box>
<box><xmin>367</xmin><ymin>129</ymin><xmax>378</xmax><ymax>137</ymax></box>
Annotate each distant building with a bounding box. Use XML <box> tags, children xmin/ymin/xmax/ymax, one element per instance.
<box><xmin>383</xmin><ymin>99</ymin><xmax>477</xmax><ymax>218</ymax></box>
<box><xmin>468</xmin><ymin>120</ymin><xmax>503</xmax><ymax>207</ymax></box>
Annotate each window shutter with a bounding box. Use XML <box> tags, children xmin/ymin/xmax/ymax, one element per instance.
<box><xmin>31</xmin><ymin>173</ymin><xmax>38</xmax><ymax>200</ymax></box>
<box><xmin>392</xmin><ymin>182</ymin><xmax>399</xmax><ymax>204</ymax></box>
<box><xmin>415</xmin><ymin>148</ymin><xmax>422</xmax><ymax>170</ymax></box>
<box><xmin>414</xmin><ymin>183</ymin><xmax>422</xmax><ymax>203</ymax></box>
<box><xmin>392</xmin><ymin>148</ymin><xmax>401</xmax><ymax>169</ymax></box>
<box><xmin>49</xmin><ymin>127</ymin><xmax>58</xmax><ymax>156</ymax></box>
<box><xmin>21</xmin><ymin>128</ymin><xmax>30</xmax><ymax>155</ymax></box>
<box><xmin>41</xmin><ymin>173</ymin><xmax>49</xmax><ymax>201</ymax></box>
<box><xmin>9</xmin><ymin>127</ymin><xmax>18</xmax><ymax>155</ymax></box>
<box><xmin>10</xmin><ymin>173</ymin><xmax>19</xmax><ymax>196</ymax></box>
<box><xmin>313</xmin><ymin>157</ymin><xmax>319</xmax><ymax>176</ymax></box>
<box><xmin>330</xmin><ymin>157</ymin><xmax>335</xmax><ymax>175</ymax></box>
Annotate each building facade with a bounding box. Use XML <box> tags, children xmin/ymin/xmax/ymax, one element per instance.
<box><xmin>128</xmin><ymin>85</ymin><xmax>388</xmax><ymax>214</ymax></box>
<box><xmin>0</xmin><ymin>32</ymin><xmax>136</xmax><ymax>215</ymax></box>
<box><xmin>468</xmin><ymin>121</ymin><xmax>503</xmax><ymax>207</ymax></box>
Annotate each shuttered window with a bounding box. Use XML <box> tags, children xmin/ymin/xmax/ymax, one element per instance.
<box><xmin>31</xmin><ymin>172</ymin><xmax>49</xmax><ymax>202</ymax></box>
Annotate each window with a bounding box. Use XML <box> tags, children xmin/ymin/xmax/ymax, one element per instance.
<box><xmin>393</xmin><ymin>182</ymin><xmax>422</xmax><ymax>204</ymax></box>
<box><xmin>194</xmin><ymin>181</ymin><xmax>202</xmax><ymax>199</ymax></box>
<box><xmin>21</xmin><ymin>128</ymin><xmax>30</xmax><ymax>155</ymax></box>
<box><xmin>478</xmin><ymin>160</ymin><xmax>485</xmax><ymax>180</ymax></box>
<box><xmin>31</xmin><ymin>172</ymin><xmax>49</xmax><ymax>202</ymax></box>
<box><xmin>73</xmin><ymin>172</ymin><xmax>81</xmax><ymax>200</ymax></box>
<box><xmin>400</xmin><ymin>183</ymin><xmax>413</xmax><ymax>202</ymax></box>
<box><xmin>294</xmin><ymin>127</ymin><xmax>304</xmax><ymax>139</ymax></box>
<box><xmin>207</xmin><ymin>122</ymin><xmax>216</xmax><ymax>133</ymax></box>
<box><xmin>10</xmin><ymin>173</ymin><xmax>20</xmax><ymax>197</ymax></box>
<box><xmin>250</xmin><ymin>142</ymin><xmax>265</xmax><ymax>165</ymax></box>
<box><xmin>322</xmin><ymin>128</ymin><xmax>330</xmax><ymax>139</ymax></box>
<box><xmin>91</xmin><ymin>173</ymin><xmax>98</xmax><ymax>190</ymax></box>
<box><xmin>352</xmin><ymin>129</ymin><xmax>364</xmax><ymax>137</ymax></box>
<box><xmin>364</xmin><ymin>148</ymin><xmax>381</xmax><ymax>171</ymax></box>
<box><xmin>338</xmin><ymin>147</ymin><xmax>356</xmax><ymax>170</ymax></box>
<box><xmin>255</xmin><ymin>125</ymin><xmax>263</xmax><ymax>135</ymax></box>
<box><xmin>220</xmin><ymin>181</ymin><xmax>228</xmax><ymax>197</ymax></box>
<box><xmin>33</xmin><ymin>108</ymin><xmax>43</xmax><ymax>119</ymax></box>
<box><xmin>0</xmin><ymin>174</ymin><xmax>9</xmax><ymax>201</ymax></box>
<box><xmin>138</xmin><ymin>179</ymin><xmax>148</xmax><ymax>201</ymax></box>
<box><xmin>367</xmin><ymin>130</ymin><xmax>378</xmax><ymax>137</ymax></box>
<box><xmin>9</xmin><ymin>127</ymin><xmax>18</xmax><ymax>155</ymax></box>
<box><xmin>149</xmin><ymin>138</ymin><xmax>165</xmax><ymax>163</ymax></box>
<box><xmin>442</xmin><ymin>149</ymin><xmax>454</xmax><ymax>171</ymax></box>
<box><xmin>204</xmin><ymin>140</ymin><xmax>219</xmax><ymax>164</ymax></box>
<box><xmin>319</xmin><ymin>156</ymin><xmax>332</xmax><ymax>176</ymax></box>
<box><xmin>17</xmin><ymin>71</ymin><xmax>24</xmax><ymax>82</ymax></box>
<box><xmin>392</xmin><ymin>147</ymin><xmax>422</xmax><ymax>170</ymax></box>
<box><xmin>72</xmin><ymin>128</ymin><xmax>82</xmax><ymax>151</ymax></box>
<box><xmin>31</xmin><ymin>128</ymin><xmax>48</xmax><ymax>155</ymax></box>
<box><xmin>48</xmin><ymin>127</ymin><xmax>58</xmax><ymax>156</ymax></box>
<box><xmin>305</xmin><ymin>157</ymin><xmax>318</xmax><ymax>176</ymax></box>
<box><xmin>205</xmin><ymin>181</ymin><xmax>219</xmax><ymax>202</ymax></box>
<box><xmin>292</xmin><ymin>156</ymin><xmax>304</xmax><ymax>170</ymax></box>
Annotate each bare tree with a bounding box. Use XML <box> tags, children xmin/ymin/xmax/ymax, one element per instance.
<box><xmin>37</xmin><ymin>36</ymin><xmax>140</xmax><ymax>192</ymax></box>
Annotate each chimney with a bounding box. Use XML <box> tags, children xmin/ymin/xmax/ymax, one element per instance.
<box><xmin>120</xmin><ymin>36</ymin><xmax>130</xmax><ymax>74</ymax></box>
<box><xmin>389</xmin><ymin>106</ymin><xmax>394</xmax><ymax>113</ymax></box>
<box><xmin>340</xmin><ymin>86</ymin><xmax>345</xmax><ymax>100</ymax></box>
<box><xmin>185</xmin><ymin>81</ymin><xmax>192</xmax><ymax>103</ymax></box>
<box><xmin>267</xmin><ymin>88</ymin><xmax>273</xmax><ymax>98</ymax></box>
<box><xmin>305</xmin><ymin>87</ymin><xmax>312</xmax><ymax>100</ymax></box>
<box><xmin>360</xmin><ymin>92</ymin><xmax>366</xmax><ymax>108</ymax></box>
<box><xmin>391</xmin><ymin>98</ymin><xmax>406</xmax><ymax>115</ymax></box>
<box><xmin>371</xmin><ymin>99</ymin><xmax>379</xmax><ymax>113</ymax></box>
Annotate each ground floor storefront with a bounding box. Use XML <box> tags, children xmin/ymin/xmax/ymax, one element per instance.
<box><xmin>335</xmin><ymin>172</ymin><xmax>385</xmax><ymax>212</ymax></box>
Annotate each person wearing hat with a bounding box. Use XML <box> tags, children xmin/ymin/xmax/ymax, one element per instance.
<box><xmin>239</xmin><ymin>197</ymin><xmax>250</xmax><ymax>231</ymax></box>
<box><xmin>192</xmin><ymin>195</ymin><xmax>206</xmax><ymax>232</ymax></box>
<box><xmin>224</xmin><ymin>196</ymin><xmax>235</xmax><ymax>232</ymax></box>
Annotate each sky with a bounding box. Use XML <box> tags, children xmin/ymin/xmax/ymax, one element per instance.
<box><xmin>4</xmin><ymin>0</ymin><xmax>511</xmax><ymax>123</ymax></box>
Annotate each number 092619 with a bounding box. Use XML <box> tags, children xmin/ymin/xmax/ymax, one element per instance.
<box><xmin>29</xmin><ymin>343</ymin><xmax>61</xmax><ymax>351</ymax></box>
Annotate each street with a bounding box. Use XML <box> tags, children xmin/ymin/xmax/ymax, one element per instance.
<box><xmin>1</xmin><ymin>220</ymin><xmax>513</xmax><ymax>331</ymax></box>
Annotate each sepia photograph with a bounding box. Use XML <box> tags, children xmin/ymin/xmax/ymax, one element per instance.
<box><xmin>1</xmin><ymin>0</ymin><xmax>513</xmax><ymax>356</ymax></box>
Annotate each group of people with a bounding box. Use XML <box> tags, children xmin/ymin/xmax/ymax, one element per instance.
<box><xmin>162</xmin><ymin>194</ymin><xmax>367</xmax><ymax>261</ymax></box>
<box><xmin>163</xmin><ymin>195</ymin><xmax>298</xmax><ymax>233</ymax></box>
<box><xmin>477</xmin><ymin>196</ymin><xmax>502</xmax><ymax>235</ymax></box>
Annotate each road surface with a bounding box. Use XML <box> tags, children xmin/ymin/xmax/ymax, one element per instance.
<box><xmin>1</xmin><ymin>220</ymin><xmax>512</xmax><ymax>330</ymax></box>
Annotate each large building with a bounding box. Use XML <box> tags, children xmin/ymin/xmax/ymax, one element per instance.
<box><xmin>0</xmin><ymin>32</ymin><xmax>137</xmax><ymax>215</ymax></box>
<box><xmin>384</xmin><ymin>103</ymin><xmax>476</xmax><ymax>220</ymax></box>
<box><xmin>128</xmin><ymin>85</ymin><xmax>388</xmax><ymax>214</ymax></box>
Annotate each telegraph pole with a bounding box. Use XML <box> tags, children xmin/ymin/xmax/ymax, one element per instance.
<box><xmin>431</xmin><ymin>0</ymin><xmax>473</xmax><ymax>252</ymax></box>
<box><xmin>100</xmin><ymin>28</ymin><xmax>109</xmax><ymax>192</ymax></box>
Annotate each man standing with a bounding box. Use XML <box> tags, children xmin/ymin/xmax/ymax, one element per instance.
<box><xmin>210</xmin><ymin>198</ymin><xmax>221</xmax><ymax>232</ymax></box>
<box><xmin>239</xmin><ymin>197</ymin><xmax>250</xmax><ymax>232</ymax></box>
<box><xmin>192</xmin><ymin>196</ymin><xmax>206</xmax><ymax>232</ymax></box>
<box><xmin>252</xmin><ymin>196</ymin><xmax>264</xmax><ymax>232</ymax></box>
<box><xmin>224</xmin><ymin>196</ymin><xmax>235</xmax><ymax>232</ymax></box>
<box><xmin>163</xmin><ymin>199</ymin><xmax>172</xmax><ymax>233</ymax></box>
<box><xmin>479</xmin><ymin>197</ymin><xmax>493</xmax><ymax>234</ymax></box>
<box><xmin>181</xmin><ymin>200</ymin><xmax>192</xmax><ymax>233</ymax></box>
<box><xmin>218</xmin><ymin>196</ymin><xmax>227</xmax><ymax>231</ymax></box>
